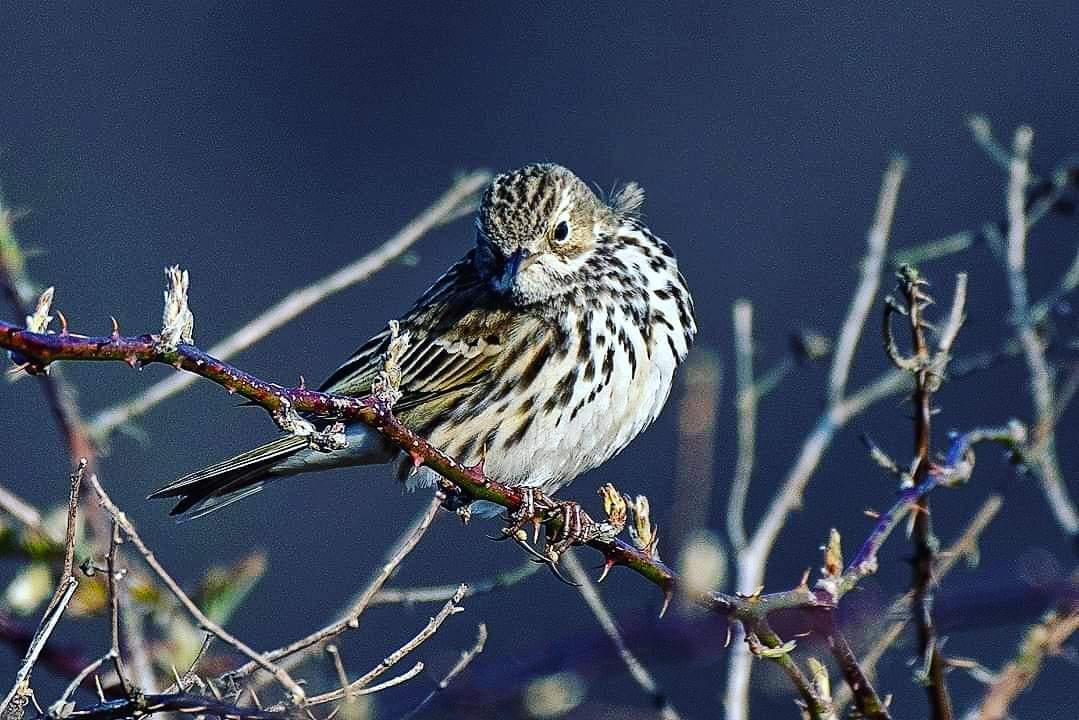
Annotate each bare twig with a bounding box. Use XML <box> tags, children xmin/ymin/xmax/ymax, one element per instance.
<box><xmin>371</xmin><ymin>561</ymin><xmax>541</xmax><ymax>606</ymax></box>
<box><xmin>231</xmin><ymin>492</ymin><xmax>443</xmax><ymax>682</ymax></box>
<box><xmin>0</xmin><ymin>578</ymin><xmax>78</xmax><ymax>719</ymax></box>
<box><xmin>46</xmin><ymin>460</ymin><xmax>86</xmax><ymax>617</ymax></box>
<box><xmin>829</xmin><ymin>156</ymin><xmax>906</xmax><ymax>403</ymax></box>
<box><xmin>400</xmin><ymin>623</ymin><xmax>487</xmax><ymax>720</ymax></box>
<box><xmin>104</xmin><ymin>521</ymin><xmax>131</xmax><ymax>695</ymax></box>
<box><xmin>54</xmin><ymin>653</ymin><xmax>110</xmax><ymax>713</ymax></box>
<box><xmin>277</xmin><ymin>585</ymin><xmax>468</xmax><ymax>710</ymax></box>
<box><xmin>562</xmin><ymin>552</ymin><xmax>682</xmax><ymax>720</ymax></box>
<box><xmin>86</xmin><ymin>475</ymin><xmax>306</xmax><ymax>703</ymax></box>
<box><xmin>1003</xmin><ymin>125</ymin><xmax>1079</xmax><ymax>536</ymax></box>
<box><xmin>727</xmin><ymin>300</ymin><xmax>756</xmax><ymax>554</ymax></box>
<box><xmin>87</xmin><ymin>171</ymin><xmax>491</xmax><ymax>440</ymax></box>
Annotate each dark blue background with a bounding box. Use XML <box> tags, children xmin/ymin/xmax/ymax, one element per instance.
<box><xmin>2</xmin><ymin>2</ymin><xmax>1077</xmax><ymax>717</ymax></box>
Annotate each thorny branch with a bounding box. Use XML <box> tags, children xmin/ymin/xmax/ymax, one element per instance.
<box><xmin>888</xmin><ymin>264</ymin><xmax>956</xmax><ymax>720</ymax></box>
<box><xmin>0</xmin><ymin>264</ymin><xmax>991</xmax><ymax>693</ymax></box>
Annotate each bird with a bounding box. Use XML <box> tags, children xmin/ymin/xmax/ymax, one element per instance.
<box><xmin>151</xmin><ymin>163</ymin><xmax>696</xmax><ymax>523</ymax></box>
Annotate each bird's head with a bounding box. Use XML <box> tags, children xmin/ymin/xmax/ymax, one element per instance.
<box><xmin>474</xmin><ymin>163</ymin><xmax>615</xmax><ymax>306</ymax></box>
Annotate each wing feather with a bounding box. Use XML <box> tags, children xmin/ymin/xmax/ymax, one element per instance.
<box><xmin>318</xmin><ymin>255</ymin><xmax>514</xmax><ymax>416</ymax></box>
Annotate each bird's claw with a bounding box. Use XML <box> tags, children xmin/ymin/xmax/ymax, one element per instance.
<box><xmin>545</xmin><ymin>498</ymin><xmax>591</xmax><ymax>559</ymax></box>
<box><xmin>504</xmin><ymin>487</ymin><xmax>542</xmax><ymax>542</ymax></box>
<box><xmin>495</xmin><ymin>489</ymin><xmax>596</xmax><ymax>584</ymax></box>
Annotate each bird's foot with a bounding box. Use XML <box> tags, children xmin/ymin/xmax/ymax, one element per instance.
<box><xmin>501</xmin><ymin>487</ymin><xmax>542</xmax><ymax>542</ymax></box>
<box><xmin>543</xmin><ymin>498</ymin><xmax>595</xmax><ymax>560</ymax></box>
<box><xmin>493</xmin><ymin>489</ymin><xmax>598</xmax><ymax>585</ymax></box>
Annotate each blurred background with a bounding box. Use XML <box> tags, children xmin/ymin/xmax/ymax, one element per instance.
<box><xmin>1</xmin><ymin>2</ymin><xmax>1078</xmax><ymax>718</ymax></box>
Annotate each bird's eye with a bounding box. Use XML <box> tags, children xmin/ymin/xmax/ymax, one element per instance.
<box><xmin>553</xmin><ymin>220</ymin><xmax>570</xmax><ymax>243</ymax></box>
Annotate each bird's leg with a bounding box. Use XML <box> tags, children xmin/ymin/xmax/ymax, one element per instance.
<box><xmin>502</xmin><ymin>487</ymin><xmax>543</xmax><ymax>541</ymax></box>
<box><xmin>544</xmin><ymin>497</ymin><xmax>597</xmax><ymax>560</ymax></box>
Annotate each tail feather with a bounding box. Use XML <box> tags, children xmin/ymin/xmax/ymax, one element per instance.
<box><xmin>150</xmin><ymin>435</ymin><xmax>308</xmax><ymax>517</ymax></box>
<box><xmin>151</xmin><ymin>425</ymin><xmax>397</xmax><ymax>518</ymax></box>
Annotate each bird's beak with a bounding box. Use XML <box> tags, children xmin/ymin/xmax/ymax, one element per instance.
<box><xmin>503</xmin><ymin>248</ymin><xmax>534</xmax><ymax>279</ymax></box>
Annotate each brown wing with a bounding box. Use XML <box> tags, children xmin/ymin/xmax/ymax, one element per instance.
<box><xmin>319</xmin><ymin>255</ymin><xmax>518</xmax><ymax>421</ymax></box>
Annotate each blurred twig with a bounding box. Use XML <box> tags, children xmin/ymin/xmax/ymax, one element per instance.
<box><xmin>829</xmin><ymin>156</ymin><xmax>905</xmax><ymax>404</ymax></box>
<box><xmin>562</xmin><ymin>552</ymin><xmax>682</xmax><ymax>720</ymax></box>
<box><xmin>87</xmin><ymin>171</ymin><xmax>491</xmax><ymax>441</ymax></box>
<box><xmin>400</xmin><ymin>623</ymin><xmax>487</xmax><ymax>720</ymax></box>
<box><xmin>975</xmin><ymin>603</ymin><xmax>1079</xmax><ymax>720</ymax></box>
<box><xmin>668</xmin><ymin>350</ymin><xmax>721</xmax><ymax>554</ymax></box>
<box><xmin>1003</xmin><ymin>126</ymin><xmax>1079</xmax><ymax>537</ymax></box>
<box><xmin>371</xmin><ymin>560</ymin><xmax>541</xmax><ymax>606</ymax></box>
<box><xmin>727</xmin><ymin>300</ymin><xmax>756</xmax><ymax>554</ymax></box>
<box><xmin>0</xmin><ymin>485</ymin><xmax>51</xmax><ymax>541</ymax></box>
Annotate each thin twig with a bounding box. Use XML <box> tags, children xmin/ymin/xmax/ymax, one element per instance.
<box><xmin>54</xmin><ymin>653</ymin><xmax>111</xmax><ymax>712</ymax></box>
<box><xmin>829</xmin><ymin>156</ymin><xmax>906</xmax><ymax>403</ymax></box>
<box><xmin>86</xmin><ymin>475</ymin><xmax>306</xmax><ymax>703</ymax></box>
<box><xmin>371</xmin><ymin>561</ymin><xmax>541</xmax><ymax>606</ymax></box>
<box><xmin>400</xmin><ymin>623</ymin><xmax>487</xmax><ymax>720</ymax></box>
<box><xmin>562</xmin><ymin>552</ymin><xmax>682</xmax><ymax>720</ymax></box>
<box><xmin>45</xmin><ymin>460</ymin><xmax>86</xmax><ymax>617</ymax></box>
<box><xmin>87</xmin><ymin>171</ymin><xmax>491</xmax><ymax>440</ymax></box>
<box><xmin>279</xmin><ymin>586</ymin><xmax>468</xmax><ymax>710</ymax></box>
<box><xmin>104</xmin><ymin>520</ymin><xmax>131</xmax><ymax>695</ymax></box>
<box><xmin>1003</xmin><ymin>125</ymin><xmax>1079</xmax><ymax>536</ymax></box>
<box><xmin>0</xmin><ymin>577</ymin><xmax>78</xmax><ymax>718</ymax></box>
<box><xmin>231</xmin><ymin>493</ymin><xmax>443</xmax><ymax>682</ymax></box>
